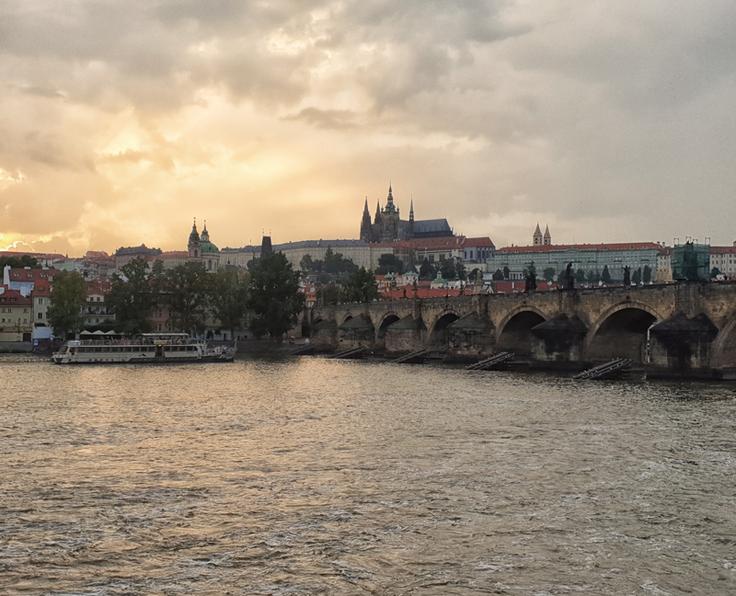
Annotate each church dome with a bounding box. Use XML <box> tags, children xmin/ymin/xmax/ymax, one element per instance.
<box><xmin>199</xmin><ymin>240</ymin><xmax>219</xmax><ymax>254</ymax></box>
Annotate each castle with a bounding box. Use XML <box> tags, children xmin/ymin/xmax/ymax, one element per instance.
<box><xmin>359</xmin><ymin>185</ymin><xmax>454</xmax><ymax>243</ymax></box>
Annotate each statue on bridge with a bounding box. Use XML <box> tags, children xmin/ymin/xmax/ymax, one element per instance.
<box><xmin>561</xmin><ymin>262</ymin><xmax>575</xmax><ymax>290</ymax></box>
<box><xmin>623</xmin><ymin>266</ymin><xmax>631</xmax><ymax>287</ymax></box>
<box><xmin>524</xmin><ymin>263</ymin><xmax>537</xmax><ymax>293</ymax></box>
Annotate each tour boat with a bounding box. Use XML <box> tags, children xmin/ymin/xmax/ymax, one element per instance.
<box><xmin>51</xmin><ymin>333</ymin><xmax>235</xmax><ymax>365</ymax></box>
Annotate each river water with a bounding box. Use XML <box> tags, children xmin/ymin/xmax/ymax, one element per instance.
<box><xmin>1</xmin><ymin>356</ymin><xmax>735</xmax><ymax>595</ymax></box>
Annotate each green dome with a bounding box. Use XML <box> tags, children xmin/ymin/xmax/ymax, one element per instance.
<box><xmin>200</xmin><ymin>240</ymin><xmax>219</xmax><ymax>254</ymax></box>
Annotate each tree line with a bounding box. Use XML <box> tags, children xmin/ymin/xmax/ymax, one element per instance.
<box><xmin>48</xmin><ymin>254</ymin><xmax>304</xmax><ymax>340</ymax></box>
<box><xmin>490</xmin><ymin>263</ymin><xmax>654</xmax><ymax>285</ymax></box>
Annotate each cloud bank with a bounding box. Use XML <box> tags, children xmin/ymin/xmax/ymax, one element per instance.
<box><xmin>1</xmin><ymin>0</ymin><xmax>735</xmax><ymax>253</ymax></box>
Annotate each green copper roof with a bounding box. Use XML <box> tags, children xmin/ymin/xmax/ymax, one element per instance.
<box><xmin>200</xmin><ymin>240</ymin><xmax>219</xmax><ymax>253</ymax></box>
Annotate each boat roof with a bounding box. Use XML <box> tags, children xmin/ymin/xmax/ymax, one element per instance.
<box><xmin>141</xmin><ymin>333</ymin><xmax>190</xmax><ymax>337</ymax></box>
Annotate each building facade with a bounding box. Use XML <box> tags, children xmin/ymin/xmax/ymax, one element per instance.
<box><xmin>485</xmin><ymin>242</ymin><xmax>662</xmax><ymax>282</ymax></box>
<box><xmin>709</xmin><ymin>243</ymin><xmax>736</xmax><ymax>278</ymax></box>
<box><xmin>0</xmin><ymin>289</ymin><xmax>33</xmax><ymax>342</ymax></box>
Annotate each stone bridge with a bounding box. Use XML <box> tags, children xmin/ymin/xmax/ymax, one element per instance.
<box><xmin>307</xmin><ymin>282</ymin><xmax>736</xmax><ymax>377</ymax></box>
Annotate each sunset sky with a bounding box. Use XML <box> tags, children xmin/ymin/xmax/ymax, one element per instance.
<box><xmin>1</xmin><ymin>1</ymin><xmax>735</xmax><ymax>255</ymax></box>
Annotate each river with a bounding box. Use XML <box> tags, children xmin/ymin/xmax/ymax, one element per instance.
<box><xmin>1</xmin><ymin>356</ymin><xmax>735</xmax><ymax>594</ymax></box>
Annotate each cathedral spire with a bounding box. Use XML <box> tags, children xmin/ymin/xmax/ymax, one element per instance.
<box><xmin>409</xmin><ymin>198</ymin><xmax>414</xmax><ymax>222</ymax></box>
<box><xmin>384</xmin><ymin>183</ymin><xmax>397</xmax><ymax>215</ymax></box>
<box><xmin>533</xmin><ymin>223</ymin><xmax>543</xmax><ymax>246</ymax></box>
<box><xmin>360</xmin><ymin>197</ymin><xmax>372</xmax><ymax>242</ymax></box>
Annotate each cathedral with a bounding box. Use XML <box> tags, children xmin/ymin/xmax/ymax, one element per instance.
<box><xmin>359</xmin><ymin>185</ymin><xmax>454</xmax><ymax>243</ymax></box>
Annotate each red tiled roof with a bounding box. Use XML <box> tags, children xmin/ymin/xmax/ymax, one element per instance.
<box><xmin>32</xmin><ymin>285</ymin><xmax>51</xmax><ymax>298</ymax></box>
<box><xmin>86</xmin><ymin>279</ymin><xmax>112</xmax><ymax>295</ymax></box>
<box><xmin>84</xmin><ymin>250</ymin><xmax>113</xmax><ymax>262</ymax></box>
<box><xmin>393</xmin><ymin>237</ymin><xmax>467</xmax><ymax>250</ymax></box>
<box><xmin>159</xmin><ymin>251</ymin><xmax>189</xmax><ymax>259</ymax></box>
<box><xmin>497</xmin><ymin>242</ymin><xmax>662</xmax><ymax>254</ymax></box>
<box><xmin>381</xmin><ymin>287</ymin><xmax>464</xmax><ymax>300</ymax></box>
<box><xmin>8</xmin><ymin>268</ymin><xmax>57</xmax><ymax>283</ymax></box>
<box><xmin>0</xmin><ymin>288</ymin><xmax>32</xmax><ymax>306</ymax></box>
<box><xmin>386</xmin><ymin>235</ymin><xmax>496</xmax><ymax>251</ymax></box>
<box><xmin>464</xmin><ymin>237</ymin><xmax>496</xmax><ymax>248</ymax></box>
<box><xmin>710</xmin><ymin>246</ymin><xmax>736</xmax><ymax>254</ymax></box>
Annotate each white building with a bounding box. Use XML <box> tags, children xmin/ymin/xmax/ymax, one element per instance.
<box><xmin>710</xmin><ymin>243</ymin><xmax>736</xmax><ymax>278</ymax></box>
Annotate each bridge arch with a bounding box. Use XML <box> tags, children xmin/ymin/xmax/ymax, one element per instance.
<box><xmin>428</xmin><ymin>310</ymin><xmax>461</xmax><ymax>347</ymax></box>
<box><xmin>376</xmin><ymin>312</ymin><xmax>401</xmax><ymax>344</ymax></box>
<box><xmin>710</xmin><ymin>315</ymin><xmax>736</xmax><ymax>369</ymax></box>
<box><xmin>585</xmin><ymin>302</ymin><xmax>663</xmax><ymax>363</ymax></box>
<box><xmin>496</xmin><ymin>307</ymin><xmax>547</xmax><ymax>355</ymax></box>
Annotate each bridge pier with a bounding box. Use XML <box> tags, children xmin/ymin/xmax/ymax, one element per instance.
<box><xmin>384</xmin><ymin>315</ymin><xmax>426</xmax><ymax>355</ymax></box>
<box><xmin>530</xmin><ymin>315</ymin><xmax>588</xmax><ymax>364</ymax></box>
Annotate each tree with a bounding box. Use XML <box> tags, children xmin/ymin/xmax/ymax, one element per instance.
<box><xmin>0</xmin><ymin>254</ymin><xmax>40</xmax><ymax>269</ymax></box>
<box><xmin>300</xmin><ymin>248</ymin><xmax>358</xmax><ymax>282</ymax></box>
<box><xmin>711</xmin><ymin>267</ymin><xmax>722</xmax><ymax>279</ymax></box>
<box><xmin>107</xmin><ymin>258</ymin><xmax>155</xmax><ymax>334</ymax></box>
<box><xmin>503</xmin><ymin>266</ymin><xmax>510</xmax><ymax>280</ymax></box>
<box><xmin>166</xmin><ymin>262</ymin><xmax>209</xmax><ymax>334</ymax></box>
<box><xmin>469</xmin><ymin>268</ymin><xmax>483</xmax><ymax>283</ymax></box>
<box><xmin>455</xmin><ymin>262</ymin><xmax>467</xmax><ymax>281</ymax></box>
<box><xmin>492</xmin><ymin>269</ymin><xmax>504</xmax><ymax>281</ymax></box>
<box><xmin>323</xmin><ymin>247</ymin><xmax>358</xmax><ymax>276</ymax></box>
<box><xmin>47</xmin><ymin>271</ymin><xmax>86</xmax><ymax>338</ymax></box>
<box><xmin>642</xmin><ymin>265</ymin><xmax>652</xmax><ymax>284</ymax></box>
<box><xmin>419</xmin><ymin>258</ymin><xmax>436</xmax><ymax>281</ymax></box>
<box><xmin>601</xmin><ymin>265</ymin><xmax>612</xmax><ymax>284</ymax></box>
<box><xmin>543</xmin><ymin>267</ymin><xmax>556</xmax><ymax>282</ymax></box>
<box><xmin>440</xmin><ymin>259</ymin><xmax>457</xmax><ymax>280</ymax></box>
<box><xmin>341</xmin><ymin>267</ymin><xmax>379</xmax><ymax>303</ymax></box>
<box><xmin>376</xmin><ymin>253</ymin><xmax>404</xmax><ymax>275</ymax></box>
<box><xmin>300</xmin><ymin>254</ymin><xmax>314</xmax><ymax>272</ymax></box>
<box><xmin>209</xmin><ymin>268</ymin><xmax>249</xmax><ymax>341</ymax></box>
<box><xmin>576</xmin><ymin>268</ymin><xmax>587</xmax><ymax>284</ymax></box>
<box><xmin>247</xmin><ymin>252</ymin><xmax>305</xmax><ymax>339</ymax></box>
<box><xmin>632</xmin><ymin>267</ymin><xmax>642</xmax><ymax>285</ymax></box>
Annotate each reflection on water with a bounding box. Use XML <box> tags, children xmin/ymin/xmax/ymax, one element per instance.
<box><xmin>1</xmin><ymin>357</ymin><xmax>735</xmax><ymax>594</ymax></box>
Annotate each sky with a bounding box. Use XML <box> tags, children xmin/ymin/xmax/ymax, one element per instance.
<box><xmin>1</xmin><ymin>1</ymin><xmax>735</xmax><ymax>255</ymax></box>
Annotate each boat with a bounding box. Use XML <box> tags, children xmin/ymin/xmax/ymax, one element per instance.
<box><xmin>51</xmin><ymin>333</ymin><xmax>235</xmax><ymax>365</ymax></box>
